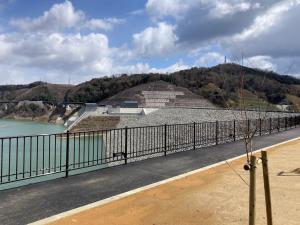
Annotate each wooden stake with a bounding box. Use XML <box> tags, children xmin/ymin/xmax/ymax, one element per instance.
<box><xmin>249</xmin><ymin>155</ymin><xmax>256</xmax><ymax>225</ymax></box>
<box><xmin>261</xmin><ymin>151</ymin><xmax>273</xmax><ymax>225</ymax></box>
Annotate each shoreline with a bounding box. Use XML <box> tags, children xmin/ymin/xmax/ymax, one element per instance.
<box><xmin>0</xmin><ymin>114</ymin><xmax>64</xmax><ymax>125</ymax></box>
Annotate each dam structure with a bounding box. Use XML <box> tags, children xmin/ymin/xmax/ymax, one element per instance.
<box><xmin>64</xmin><ymin>81</ymin><xmax>216</xmax><ymax>132</ymax></box>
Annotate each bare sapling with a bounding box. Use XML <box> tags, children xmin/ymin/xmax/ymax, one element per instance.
<box><xmin>216</xmin><ymin>59</ymin><xmax>276</xmax><ymax>225</ymax></box>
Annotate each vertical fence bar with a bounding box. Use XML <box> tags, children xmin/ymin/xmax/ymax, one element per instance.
<box><xmin>73</xmin><ymin>133</ymin><xmax>76</xmax><ymax>168</ymax></box>
<box><xmin>16</xmin><ymin>138</ymin><xmax>19</xmax><ymax>180</ymax></box>
<box><xmin>42</xmin><ymin>136</ymin><xmax>45</xmax><ymax>174</ymax></box>
<box><xmin>193</xmin><ymin>122</ymin><xmax>196</xmax><ymax>150</ymax></box>
<box><xmin>259</xmin><ymin>118</ymin><xmax>262</xmax><ymax>136</ymax></box>
<box><xmin>233</xmin><ymin>120</ymin><xmax>236</xmax><ymax>141</ymax></box>
<box><xmin>125</xmin><ymin>127</ymin><xmax>128</xmax><ymax>164</ymax></box>
<box><xmin>0</xmin><ymin>139</ymin><xmax>2</xmax><ymax>183</ymax></box>
<box><xmin>247</xmin><ymin>119</ymin><xmax>250</xmax><ymax>137</ymax></box>
<box><xmin>269</xmin><ymin>118</ymin><xmax>272</xmax><ymax>134</ymax></box>
<box><xmin>215</xmin><ymin>121</ymin><xmax>219</xmax><ymax>145</ymax></box>
<box><xmin>48</xmin><ymin>136</ymin><xmax>51</xmax><ymax>173</ymax></box>
<box><xmin>8</xmin><ymin>138</ymin><xmax>11</xmax><ymax>182</ymax></box>
<box><xmin>22</xmin><ymin>137</ymin><xmax>26</xmax><ymax>175</ymax></box>
<box><xmin>54</xmin><ymin>135</ymin><xmax>57</xmax><ymax>172</ymax></box>
<box><xmin>30</xmin><ymin>136</ymin><xmax>32</xmax><ymax>177</ymax></box>
<box><xmin>65</xmin><ymin>130</ymin><xmax>70</xmax><ymax>178</ymax></box>
<box><xmin>164</xmin><ymin>124</ymin><xmax>167</xmax><ymax>156</ymax></box>
<box><xmin>277</xmin><ymin>117</ymin><xmax>280</xmax><ymax>132</ymax></box>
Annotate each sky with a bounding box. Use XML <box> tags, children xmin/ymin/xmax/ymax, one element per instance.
<box><xmin>0</xmin><ymin>0</ymin><xmax>300</xmax><ymax>84</ymax></box>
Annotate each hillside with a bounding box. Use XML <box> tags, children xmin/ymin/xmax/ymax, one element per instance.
<box><xmin>100</xmin><ymin>81</ymin><xmax>215</xmax><ymax>108</ymax></box>
<box><xmin>1</xmin><ymin>64</ymin><xmax>300</xmax><ymax>110</ymax></box>
<box><xmin>0</xmin><ymin>82</ymin><xmax>72</xmax><ymax>103</ymax></box>
<box><xmin>65</xmin><ymin>64</ymin><xmax>300</xmax><ymax>110</ymax></box>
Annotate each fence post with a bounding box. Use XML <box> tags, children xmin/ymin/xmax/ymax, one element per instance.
<box><xmin>233</xmin><ymin>120</ymin><xmax>236</xmax><ymax>141</ymax></box>
<box><xmin>259</xmin><ymin>118</ymin><xmax>262</xmax><ymax>136</ymax></box>
<box><xmin>261</xmin><ymin>151</ymin><xmax>273</xmax><ymax>225</ymax></box>
<box><xmin>249</xmin><ymin>155</ymin><xmax>257</xmax><ymax>225</ymax></box>
<box><xmin>215</xmin><ymin>121</ymin><xmax>219</xmax><ymax>145</ymax></box>
<box><xmin>269</xmin><ymin>118</ymin><xmax>272</xmax><ymax>134</ymax></box>
<box><xmin>277</xmin><ymin>116</ymin><xmax>280</xmax><ymax>132</ymax></box>
<box><xmin>193</xmin><ymin>122</ymin><xmax>196</xmax><ymax>150</ymax></box>
<box><xmin>125</xmin><ymin>126</ymin><xmax>128</xmax><ymax>164</ymax></box>
<box><xmin>65</xmin><ymin>130</ymin><xmax>70</xmax><ymax>178</ymax></box>
<box><xmin>164</xmin><ymin>124</ymin><xmax>167</xmax><ymax>156</ymax></box>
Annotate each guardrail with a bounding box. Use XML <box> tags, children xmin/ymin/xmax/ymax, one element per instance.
<box><xmin>0</xmin><ymin>116</ymin><xmax>300</xmax><ymax>188</ymax></box>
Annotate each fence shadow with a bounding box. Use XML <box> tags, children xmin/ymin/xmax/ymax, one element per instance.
<box><xmin>278</xmin><ymin>168</ymin><xmax>300</xmax><ymax>176</ymax></box>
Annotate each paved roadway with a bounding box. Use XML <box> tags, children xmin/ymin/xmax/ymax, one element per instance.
<box><xmin>0</xmin><ymin>128</ymin><xmax>300</xmax><ymax>225</ymax></box>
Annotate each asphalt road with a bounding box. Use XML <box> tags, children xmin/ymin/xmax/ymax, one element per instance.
<box><xmin>0</xmin><ymin>128</ymin><xmax>299</xmax><ymax>225</ymax></box>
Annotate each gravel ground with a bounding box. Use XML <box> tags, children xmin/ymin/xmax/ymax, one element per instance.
<box><xmin>117</xmin><ymin>108</ymin><xmax>299</xmax><ymax>128</ymax></box>
<box><xmin>104</xmin><ymin>108</ymin><xmax>299</xmax><ymax>167</ymax></box>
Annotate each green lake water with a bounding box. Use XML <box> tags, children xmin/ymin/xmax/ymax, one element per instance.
<box><xmin>0</xmin><ymin>119</ymin><xmax>106</xmax><ymax>190</ymax></box>
<box><xmin>0</xmin><ymin>119</ymin><xmax>65</xmax><ymax>137</ymax></box>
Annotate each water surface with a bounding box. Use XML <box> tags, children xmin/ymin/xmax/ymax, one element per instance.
<box><xmin>0</xmin><ymin>119</ymin><xmax>64</xmax><ymax>137</ymax></box>
<box><xmin>0</xmin><ymin>119</ymin><xmax>106</xmax><ymax>190</ymax></box>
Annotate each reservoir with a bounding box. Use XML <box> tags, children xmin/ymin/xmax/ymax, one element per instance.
<box><xmin>0</xmin><ymin>119</ymin><xmax>65</xmax><ymax>137</ymax></box>
<box><xmin>0</xmin><ymin>119</ymin><xmax>106</xmax><ymax>190</ymax></box>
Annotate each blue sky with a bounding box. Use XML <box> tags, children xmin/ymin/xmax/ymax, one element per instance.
<box><xmin>0</xmin><ymin>0</ymin><xmax>300</xmax><ymax>84</ymax></box>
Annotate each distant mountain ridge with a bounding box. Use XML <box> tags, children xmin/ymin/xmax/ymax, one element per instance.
<box><xmin>1</xmin><ymin>63</ymin><xmax>300</xmax><ymax>110</ymax></box>
<box><xmin>0</xmin><ymin>82</ymin><xmax>72</xmax><ymax>103</ymax></box>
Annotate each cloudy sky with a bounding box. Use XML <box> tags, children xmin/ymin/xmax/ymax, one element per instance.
<box><xmin>0</xmin><ymin>0</ymin><xmax>299</xmax><ymax>84</ymax></box>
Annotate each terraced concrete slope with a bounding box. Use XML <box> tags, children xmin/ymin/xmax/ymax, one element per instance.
<box><xmin>100</xmin><ymin>81</ymin><xmax>215</xmax><ymax>108</ymax></box>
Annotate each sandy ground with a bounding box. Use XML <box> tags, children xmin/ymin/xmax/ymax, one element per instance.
<box><xmin>48</xmin><ymin>139</ymin><xmax>300</xmax><ymax>225</ymax></box>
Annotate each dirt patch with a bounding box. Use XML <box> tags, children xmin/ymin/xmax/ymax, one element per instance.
<box><xmin>71</xmin><ymin>116</ymin><xmax>120</xmax><ymax>132</ymax></box>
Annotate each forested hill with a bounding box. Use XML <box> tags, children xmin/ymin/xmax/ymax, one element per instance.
<box><xmin>1</xmin><ymin>63</ymin><xmax>300</xmax><ymax>110</ymax></box>
<box><xmin>0</xmin><ymin>82</ymin><xmax>72</xmax><ymax>103</ymax></box>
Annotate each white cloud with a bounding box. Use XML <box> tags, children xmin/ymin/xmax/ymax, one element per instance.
<box><xmin>209</xmin><ymin>1</ymin><xmax>260</xmax><ymax>18</ymax></box>
<box><xmin>116</xmin><ymin>61</ymin><xmax>190</xmax><ymax>74</ymax></box>
<box><xmin>245</xmin><ymin>56</ymin><xmax>277</xmax><ymax>71</ymax></box>
<box><xmin>0</xmin><ymin>32</ymin><xmax>109</xmax><ymax>68</ymax></box>
<box><xmin>145</xmin><ymin>0</ymin><xmax>300</xmax><ymax>75</ymax></box>
<box><xmin>0</xmin><ymin>30</ymin><xmax>187</xmax><ymax>84</ymax></box>
<box><xmin>133</xmin><ymin>22</ymin><xmax>178</xmax><ymax>57</ymax></box>
<box><xmin>129</xmin><ymin>9</ymin><xmax>144</xmax><ymax>16</ymax></box>
<box><xmin>233</xmin><ymin>0</ymin><xmax>300</xmax><ymax>41</ymax></box>
<box><xmin>11</xmin><ymin>1</ymin><xmax>83</xmax><ymax>32</ymax></box>
<box><xmin>84</xmin><ymin>18</ymin><xmax>125</xmax><ymax>31</ymax></box>
<box><xmin>2</xmin><ymin>0</ymin><xmax>300</xmax><ymax>84</ymax></box>
<box><xmin>150</xmin><ymin>61</ymin><xmax>189</xmax><ymax>73</ymax></box>
<box><xmin>146</xmin><ymin>0</ymin><xmax>191</xmax><ymax>19</ymax></box>
<box><xmin>0</xmin><ymin>32</ymin><xmax>116</xmax><ymax>83</ymax></box>
<box><xmin>226</xmin><ymin>1</ymin><xmax>300</xmax><ymax>75</ymax></box>
<box><xmin>196</xmin><ymin>52</ymin><xmax>225</xmax><ymax>67</ymax></box>
<box><xmin>146</xmin><ymin>0</ymin><xmax>260</xmax><ymax>20</ymax></box>
<box><xmin>10</xmin><ymin>1</ymin><xmax>124</xmax><ymax>32</ymax></box>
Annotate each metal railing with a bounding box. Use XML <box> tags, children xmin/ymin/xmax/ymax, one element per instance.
<box><xmin>0</xmin><ymin>115</ymin><xmax>300</xmax><ymax>187</ymax></box>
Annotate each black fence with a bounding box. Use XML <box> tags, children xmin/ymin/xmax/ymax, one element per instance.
<box><xmin>0</xmin><ymin>116</ymin><xmax>300</xmax><ymax>188</ymax></box>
